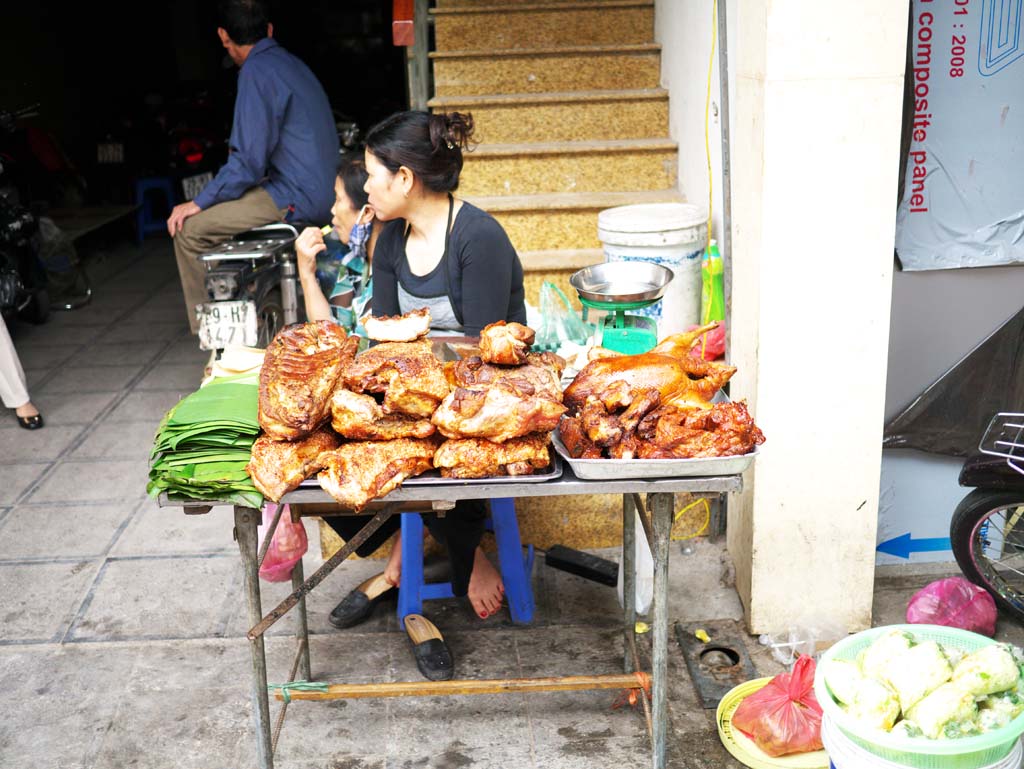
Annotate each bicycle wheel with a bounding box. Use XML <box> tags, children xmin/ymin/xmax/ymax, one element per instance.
<box><xmin>950</xmin><ymin>489</ymin><xmax>1024</xmax><ymax>623</ymax></box>
<box><xmin>255</xmin><ymin>288</ymin><xmax>284</xmax><ymax>348</ymax></box>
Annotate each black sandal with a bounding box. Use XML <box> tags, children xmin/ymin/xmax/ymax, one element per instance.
<box><xmin>17</xmin><ymin>414</ymin><xmax>44</xmax><ymax>430</ymax></box>
<box><xmin>405</xmin><ymin>614</ymin><xmax>454</xmax><ymax>681</ymax></box>
<box><xmin>328</xmin><ymin>572</ymin><xmax>394</xmax><ymax>629</ymax></box>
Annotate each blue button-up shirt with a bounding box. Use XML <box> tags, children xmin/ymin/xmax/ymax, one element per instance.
<box><xmin>194</xmin><ymin>38</ymin><xmax>338</xmax><ymax>223</ymax></box>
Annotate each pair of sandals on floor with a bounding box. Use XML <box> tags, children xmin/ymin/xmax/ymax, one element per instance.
<box><xmin>328</xmin><ymin>572</ymin><xmax>461</xmax><ymax>681</ymax></box>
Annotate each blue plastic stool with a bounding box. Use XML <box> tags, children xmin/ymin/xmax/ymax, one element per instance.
<box><xmin>135</xmin><ymin>176</ymin><xmax>177</xmax><ymax>243</ymax></box>
<box><xmin>397</xmin><ymin>497</ymin><xmax>535</xmax><ymax>628</ymax></box>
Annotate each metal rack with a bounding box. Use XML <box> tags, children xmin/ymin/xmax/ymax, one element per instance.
<box><xmin>160</xmin><ymin>465</ymin><xmax>743</xmax><ymax>769</ymax></box>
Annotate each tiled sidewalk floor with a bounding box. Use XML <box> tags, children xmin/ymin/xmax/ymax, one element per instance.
<box><xmin>0</xmin><ymin>235</ymin><xmax>1015</xmax><ymax>768</ymax></box>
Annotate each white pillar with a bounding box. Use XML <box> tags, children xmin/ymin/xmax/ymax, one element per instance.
<box><xmin>727</xmin><ymin>0</ymin><xmax>909</xmax><ymax>633</ymax></box>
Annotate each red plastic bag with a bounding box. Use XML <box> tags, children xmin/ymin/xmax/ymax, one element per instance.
<box><xmin>257</xmin><ymin>503</ymin><xmax>308</xmax><ymax>582</ymax></box>
<box><xmin>906</xmin><ymin>576</ymin><xmax>997</xmax><ymax>637</ymax></box>
<box><xmin>732</xmin><ymin>655</ymin><xmax>823</xmax><ymax>757</ymax></box>
<box><xmin>686</xmin><ymin>322</ymin><xmax>726</xmax><ymax>360</ymax></box>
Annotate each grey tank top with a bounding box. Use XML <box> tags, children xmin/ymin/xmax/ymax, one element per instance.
<box><xmin>397</xmin><ymin>283</ymin><xmax>461</xmax><ymax>332</ymax></box>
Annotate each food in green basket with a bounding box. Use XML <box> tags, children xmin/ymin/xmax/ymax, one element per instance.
<box><xmin>879</xmin><ymin>640</ymin><xmax>953</xmax><ymax>712</ymax></box>
<box><xmin>822</xmin><ymin>659</ymin><xmax>900</xmax><ymax>730</ymax></box>
<box><xmin>978</xmin><ymin>688</ymin><xmax>1024</xmax><ymax>731</ymax></box>
<box><xmin>953</xmin><ymin>644</ymin><xmax>1020</xmax><ymax>697</ymax></box>
<box><xmin>822</xmin><ymin>659</ymin><xmax>863</xmax><ymax>707</ymax></box>
<box><xmin>858</xmin><ymin>629</ymin><xmax>916</xmax><ymax>681</ymax></box>
<box><xmin>904</xmin><ymin>682</ymin><xmax>978</xmax><ymax>739</ymax></box>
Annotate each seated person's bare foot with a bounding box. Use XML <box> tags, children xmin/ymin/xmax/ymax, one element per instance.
<box><xmin>467</xmin><ymin>547</ymin><xmax>504</xmax><ymax>619</ymax></box>
<box><xmin>383</xmin><ymin>530</ymin><xmax>403</xmax><ymax>587</ymax></box>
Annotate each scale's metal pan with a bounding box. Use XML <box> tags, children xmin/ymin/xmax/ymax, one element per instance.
<box><xmin>569</xmin><ymin>262</ymin><xmax>674</xmax><ymax>305</ymax></box>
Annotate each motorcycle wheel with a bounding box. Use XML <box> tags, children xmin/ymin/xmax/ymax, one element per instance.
<box><xmin>255</xmin><ymin>288</ymin><xmax>284</xmax><ymax>348</ymax></box>
<box><xmin>951</xmin><ymin>488</ymin><xmax>1024</xmax><ymax>622</ymax></box>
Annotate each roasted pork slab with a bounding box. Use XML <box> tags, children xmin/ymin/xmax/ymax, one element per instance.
<box><xmin>363</xmin><ymin>308</ymin><xmax>431</xmax><ymax>342</ymax></box>
<box><xmin>246</xmin><ymin>427</ymin><xmax>341</xmax><ymax>502</ymax></box>
<box><xmin>344</xmin><ymin>338</ymin><xmax>450</xmax><ymax>418</ymax></box>
<box><xmin>258</xmin><ymin>322</ymin><xmax>358</xmax><ymax>440</ymax></box>
<box><xmin>431</xmin><ymin>386</ymin><xmax>566</xmax><ymax>443</ymax></box>
<box><xmin>317</xmin><ymin>437</ymin><xmax>440</xmax><ymax>510</ymax></box>
<box><xmin>444</xmin><ymin>352</ymin><xmax>565</xmax><ymax>402</ymax></box>
<box><xmin>478</xmin><ymin>321</ymin><xmax>535</xmax><ymax>365</ymax></box>
<box><xmin>330</xmin><ymin>388</ymin><xmax>436</xmax><ymax>440</ymax></box>
<box><xmin>433</xmin><ymin>433</ymin><xmax>551</xmax><ymax>478</ymax></box>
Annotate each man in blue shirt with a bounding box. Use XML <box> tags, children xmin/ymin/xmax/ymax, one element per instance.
<box><xmin>167</xmin><ymin>0</ymin><xmax>338</xmax><ymax>333</ymax></box>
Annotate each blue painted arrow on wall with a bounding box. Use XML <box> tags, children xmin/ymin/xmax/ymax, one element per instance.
<box><xmin>877</xmin><ymin>533</ymin><xmax>952</xmax><ymax>559</ymax></box>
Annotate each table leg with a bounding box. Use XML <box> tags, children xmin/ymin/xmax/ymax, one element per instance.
<box><xmin>648</xmin><ymin>492</ymin><xmax>673</xmax><ymax>769</ymax></box>
<box><xmin>235</xmin><ymin>505</ymin><xmax>274</xmax><ymax>769</ymax></box>
<box><xmin>622</xmin><ymin>493</ymin><xmax>637</xmax><ymax>673</ymax></box>
<box><xmin>291</xmin><ymin>557</ymin><xmax>312</xmax><ymax>681</ymax></box>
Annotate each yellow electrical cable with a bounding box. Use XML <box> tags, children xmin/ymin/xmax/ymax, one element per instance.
<box><xmin>672</xmin><ymin>497</ymin><xmax>711</xmax><ymax>541</ymax></box>
<box><xmin>700</xmin><ymin>0</ymin><xmax>719</xmax><ymax>360</ymax></box>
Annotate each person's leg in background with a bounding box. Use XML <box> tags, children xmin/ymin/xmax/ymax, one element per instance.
<box><xmin>173</xmin><ymin>186</ymin><xmax>286</xmax><ymax>333</ymax></box>
<box><xmin>0</xmin><ymin>315</ymin><xmax>42</xmax><ymax>429</ymax></box>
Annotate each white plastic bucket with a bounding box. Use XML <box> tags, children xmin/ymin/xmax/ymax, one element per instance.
<box><xmin>597</xmin><ymin>202</ymin><xmax>707</xmax><ymax>335</ymax></box>
<box><xmin>822</xmin><ymin>715</ymin><xmax>1023</xmax><ymax>769</ymax></box>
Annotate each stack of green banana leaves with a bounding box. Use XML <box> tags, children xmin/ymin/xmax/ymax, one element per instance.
<box><xmin>147</xmin><ymin>371</ymin><xmax>263</xmax><ymax>507</ymax></box>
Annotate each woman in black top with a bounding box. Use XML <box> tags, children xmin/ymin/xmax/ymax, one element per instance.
<box><xmin>324</xmin><ymin>111</ymin><xmax>527</xmax><ymax>670</ymax></box>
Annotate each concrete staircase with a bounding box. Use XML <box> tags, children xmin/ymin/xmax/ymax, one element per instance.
<box><xmin>429</xmin><ymin>0</ymin><xmax>684</xmax><ymax>307</ymax></box>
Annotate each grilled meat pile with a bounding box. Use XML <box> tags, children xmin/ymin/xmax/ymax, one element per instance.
<box><xmin>559</xmin><ymin>323</ymin><xmax>765</xmax><ymax>460</ymax></box>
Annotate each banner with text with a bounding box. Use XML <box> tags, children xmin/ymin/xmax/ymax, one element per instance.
<box><xmin>895</xmin><ymin>0</ymin><xmax>1024</xmax><ymax>270</ymax></box>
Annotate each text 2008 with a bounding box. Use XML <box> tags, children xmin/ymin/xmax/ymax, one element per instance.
<box><xmin>951</xmin><ymin>0</ymin><xmax>968</xmax><ymax>77</ymax></box>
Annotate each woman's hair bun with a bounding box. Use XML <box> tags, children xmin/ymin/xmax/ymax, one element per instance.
<box><xmin>429</xmin><ymin>111</ymin><xmax>475</xmax><ymax>153</ymax></box>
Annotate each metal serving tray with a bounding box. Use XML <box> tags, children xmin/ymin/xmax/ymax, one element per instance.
<box><xmin>299</xmin><ymin>453</ymin><xmax>562</xmax><ymax>488</ymax></box>
<box><xmin>550</xmin><ymin>431</ymin><xmax>756</xmax><ymax>480</ymax></box>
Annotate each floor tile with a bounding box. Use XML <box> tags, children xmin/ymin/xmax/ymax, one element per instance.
<box><xmin>64</xmin><ymin>341</ymin><xmax>166</xmax><ymax>368</ymax></box>
<box><xmin>37</xmin><ymin>364</ymin><xmax>144</xmax><ymax>393</ymax></box>
<box><xmin>0</xmin><ymin>501</ymin><xmax>138</xmax><ymax>559</ymax></box>
<box><xmin>0</xmin><ymin>559</ymin><xmax>102</xmax><ymax>642</ymax></box>
<box><xmin>13</xmin><ymin>343</ymin><xmax>80</xmax><ymax>370</ymax></box>
<box><xmin>27</xmin><ymin>459</ymin><xmax>149</xmax><ymax>503</ymax></box>
<box><xmin>106</xmin><ymin>390</ymin><xmax>184</xmax><ymax>422</ymax></box>
<box><xmin>0</xmin><ymin>391</ymin><xmax>119</xmax><ymax>429</ymax></box>
<box><xmin>135</xmin><ymin>363</ymin><xmax>204</xmax><ymax>391</ymax></box>
<box><xmin>157</xmin><ymin>337</ymin><xmax>210</xmax><ymax>365</ymax></box>
<box><xmin>111</xmin><ymin>499</ymin><xmax>237</xmax><ymax>556</ymax></box>
<box><xmin>68</xmin><ymin>555</ymin><xmax>241</xmax><ymax>641</ymax></box>
<box><xmin>0</xmin><ymin>463</ymin><xmax>48</xmax><ymax>504</ymax></box>
<box><xmin>8</xmin><ymin>322</ymin><xmax>104</xmax><ymax>346</ymax></box>
<box><xmin>99</xmin><ymin>322</ymin><xmax>187</xmax><ymax>344</ymax></box>
<box><xmin>72</xmin><ymin>420</ymin><xmax>158</xmax><ymax>459</ymax></box>
<box><xmin>0</xmin><ymin>423</ymin><xmax>85</xmax><ymax>461</ymax></box>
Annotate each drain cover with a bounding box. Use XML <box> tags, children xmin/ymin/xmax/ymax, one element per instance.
<box><xmin>675</xmin><ymin>620</ymin><xmax>758</xmax><ymax>709</ymax></box>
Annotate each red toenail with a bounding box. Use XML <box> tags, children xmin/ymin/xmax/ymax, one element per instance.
<box><xmin>480</xmin><ymin>611</ymin><xmax>488</xmax><ymax>618</ymax></box>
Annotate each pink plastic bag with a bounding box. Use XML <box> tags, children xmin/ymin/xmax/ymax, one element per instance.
<box><xmin>906</xmin><ymin>576</ymin><xmax>997</xmax><ymax>637</ymax></box>
<box><xmin>257</xmin><ymin>503</ymin><xmax>308</xmax><ymax>583</ymax></box>
<box><xmin>732</xmin><ymin>655</ymin><xmax>824</xmax><ymax>757</ymax></box>
<box><xmin>686</xmin><ymin>322</ymin><xmax>726</xmax><ymax>360</ymax></box>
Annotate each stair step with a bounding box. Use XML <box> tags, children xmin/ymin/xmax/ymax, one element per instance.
<box><xmin>437</xmin><ymin>0</ymin><xmax>633</xmax><ymax>6</ymax></box>
<box><xmin>465</xmin><ymin>189</ymin><xmax>684</xmax><ymax>251</ymax></box>
<box><xmin>517</xmin><ymin>248</ymin><xmax>605</xmax><ymax>271</ymax></box>
<box><xmin>432</xmin><ymin>2</ymin><xmax>654</xmax><ymax>50</ymax></box>
<box><xmin>459</xmin><ymin>139</ymin><xmax>677</xmax><ymax>197</ymax></box>
<box><xmin>432</xmin><ymin>44</ymin><xmax>661</xmax><ymax>96</ymax></box>
<box><xmin>431</xmin><ymin>89</ymin><xmax>668</xmax><ymax>143</ymax></box>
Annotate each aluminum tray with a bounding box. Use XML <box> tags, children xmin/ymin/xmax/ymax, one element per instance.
<box><xmin>550</xmin><ymin>431</ymin><xmax>756</xmax><ymax>480</ymax></box>
<box><xmin>299</xmin><ymin>453</ymin><xmax>562</xmax><ymax>488</ymax></box>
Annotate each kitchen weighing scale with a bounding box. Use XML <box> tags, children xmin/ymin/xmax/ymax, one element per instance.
<box><xmin>569</xmin><ymin>262</ymin><xmax>675</xmax><ymax>355</ymax></box>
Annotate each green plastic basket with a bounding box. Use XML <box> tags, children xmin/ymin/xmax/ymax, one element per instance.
<box><xmin>814</xmin><ymin>624</ymin><xmax>1024</xmax><ymax>769</ymax></box>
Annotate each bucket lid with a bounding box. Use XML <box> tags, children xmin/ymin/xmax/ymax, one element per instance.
<box><xmin>717</xmin><ymin>678</ymin><xmax>831</xmax><ymax>769</ymax></box>
<box><xmin>597</xmin><ymin>202</ymin><xmax>707</xmax><ymax>235</ymax></box>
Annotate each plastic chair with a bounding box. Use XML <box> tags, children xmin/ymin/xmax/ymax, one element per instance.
<box><xmin>134</xmin><ymin>176</ymin><xmax>176</xmax><ymax>243</ymax></box>
<box><xmin>397</xmin><ymin>498</ymin><xmax>535</xmax><ymax>628</ymax></box>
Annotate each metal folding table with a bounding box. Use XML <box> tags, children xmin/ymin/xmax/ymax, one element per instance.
<box><xmin>160</xmin><ymin>465</ymin><xmax>742</xmax><ymax>769</ymax></box>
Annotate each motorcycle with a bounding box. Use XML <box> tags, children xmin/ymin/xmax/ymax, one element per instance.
<box><xmin>195</xmin><ymin>222</ymin><xmax>306</xmax><ymax>351</ymax></box>
<box><xmin>951</xmin><ymin>412</ymin><xmax>1024</xmax><ymax>623</ymax></box>
<box><xmin>0</xmin><ymin>191</ymin><xmax>49</xmax><ymax>323</ymax></box>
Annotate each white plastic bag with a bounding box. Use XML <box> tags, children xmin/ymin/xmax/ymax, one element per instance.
<box><xmin>616</xmin><ymin>509</ymin><xmax>654</xmax><ymax>615</ymax></box>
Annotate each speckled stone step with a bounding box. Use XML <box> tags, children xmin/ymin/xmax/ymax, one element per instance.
<box><xmin>431</xmin><ymin>1</ymin><xmax>654</xmax><ymax>51</ymax></box>
<box><xmin>465</xmin><ymin>188</ymin><xmax>684</xmax><ymax>252</ymax></box>
<box><xmin>458</xmin><ymin>138</ymin><xmax>677</xmax><ymax>197</ymax></box>
<box><xmin>430</xmin><ymin>88</ymin><xmax>668</xmax><ymax>143</ymax></box>
<box><xmin>431</xmin><ymin>43</ymin><xmax>661</xmax><ymax>96</ymax></box>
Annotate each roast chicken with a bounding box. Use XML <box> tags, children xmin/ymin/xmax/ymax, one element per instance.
<box><xmin>478</xmin><ymin>321</ymin><xmax>535</xmax><ymax>365</ymax></box>
<box><xmin>246</xmin><ymin>427</ymin><xmax>340</xmax><ymax>502</ymax></box>
<box><xmin>445</xmin><ymin>352</ymin><xmax>565</xmax><ymax>402</ymax></box>
<box><xmin>563</xmin><ymin>323</ymin><xmax>736</xmax><ymax>412</ymax></box>
<box><xmin>432</xmin><ymin>385</ymin><xmax>567</xmax><ymax>443</ymax></box>
<box><xmin>317</xmin><ymin>437</ymin><xmax>440</xmax><ymax>510</ymax></box>
<box><xmin>258</xmin><ymin>322</ymin><xmax>358</xmax><ymax>441</ymax></box>
<box><xmin>363</xmin><ymin>307</ymin><xmax>431</xmax><ymax>342</ymax></box>
<box><xmin>433</xmin><ymin>433</ymin><xmax>552</xmax><ymax>478</ymax></box>
<box><xmin>344</xmin><ymin>338</ymin><xmax>450</xmax><ymax>419</ymax></box>
<box><xmin>330</xmin><ymin>388</ymin><xmax>436</xmax><ymax>441</ymax></box>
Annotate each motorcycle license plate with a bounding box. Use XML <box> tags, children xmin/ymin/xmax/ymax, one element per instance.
<box><xmin>182</xmin><ymin>171</ymin><xmax>214</xmax><ymax>201</ymax></box>
<box><xmin>197</xmin><ymin>300</ymin><xmax>257</xmax><ymax>351</ymax></box>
